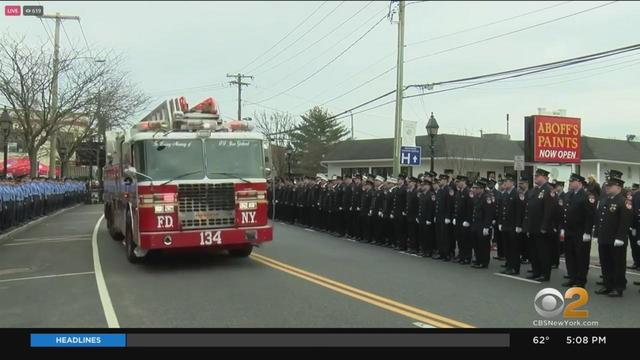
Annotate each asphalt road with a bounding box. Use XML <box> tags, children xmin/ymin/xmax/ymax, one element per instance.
<box><xmin>1</xmin><ymin>204</ymin><xmax>639</xmax><ymax>328</ymax></box>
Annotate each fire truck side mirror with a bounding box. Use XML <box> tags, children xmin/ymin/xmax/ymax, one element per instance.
<box><xmin>124</xmin><ymin>166</ymin><xmax>137</xmax><ymax>178</ymax></box>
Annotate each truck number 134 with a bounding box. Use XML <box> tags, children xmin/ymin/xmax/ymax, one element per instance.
<box><xmin>200</xmin><ymin>231</ymin><xmax>222</xmax><ymax>246</ymax></box>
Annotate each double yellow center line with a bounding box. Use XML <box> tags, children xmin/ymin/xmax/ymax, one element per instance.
<box><xmin>250</xmin><ymin>253</ymin><xmax>474</xmax><ymax>329</ymax></box>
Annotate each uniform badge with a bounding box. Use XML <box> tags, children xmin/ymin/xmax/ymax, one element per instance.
<box><xmin>431</xmin><ymin>195</ymin><xmax>436</xmax><ymax>201</ymax></box>
<box><xmin>486</xmin><ymin>197</ymin><xmax>492</xmax><ymax>204</ymax></box>
<box><xmin>550</xmin><ymin>191</ymin><xmax>555</xmax><ymax>198</ymax></box>
<box><xmin>449</xmin><ymin>189</ymin><xmax>455</xmax><ymax>196</ymax></box>
<box><xmin>469</xmin><ymin>192</ymin><xmax>474</xmax><ymax>199</ymax></box>
<box><xmin>519</xmin><ymin>193</ymin><xmax>524</xmax><ymax>201</ymax></box>
<box><xmin>558</xmin><ymin>199</ymin><xmax>563</xmax><ymax>207</ymax></box>
<box><xmin>538</xmin><ymin>191</ymin><xmax>544</xmax><ymax>199</ymax></box>
<box><xmin>609</xmin><ymin>204</ymin><xmax>617</xmax><ymax>213</ymax></box>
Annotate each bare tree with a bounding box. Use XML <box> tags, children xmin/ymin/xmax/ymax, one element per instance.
<box><xmin>0</xmin><ymin>33</ymin><xmax>148</xmax><ymax>177</ymax></box>
<box><xmin>253</xmin><ymin>110</ymin><xmax>298</xmax><ymax>177</ymax></box>
<box><xmin>444</xmin><ymin>129</ymin><xmax>488</xmax><ymax>178</ymax></box>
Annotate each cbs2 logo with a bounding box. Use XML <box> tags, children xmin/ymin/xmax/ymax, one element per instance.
<box><xmin>534</xmin><ymin>288</ymin><xmax>589</xmax><ymax>318</ymax></box>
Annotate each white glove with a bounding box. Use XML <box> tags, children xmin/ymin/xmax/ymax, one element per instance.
<box><xmin>368</xmin><ymin>210</ymin><xmax>372</xmax><ymax>216</ymax></box>
<box><xmin>378</xmin><ymin>211</ymin><xmax>383</xmax><ymax>218</ymax></box>
<box><xmin>582</xmin><ymin>234</ymin><xmax>591</xmax><ymax>242</ymax></box>
<box><xmin>416</xmin><ymin>218</ymin><xmax>420</xmax><ymax>224</ymax></box>
<box><xmin>463</xmin><ymin>221</ymin><xmax>470</xmax><ymax>228</ymax></box>
<box><xmin>592</xmin><ymin>237</ymin><xmax>598</xmax><ymax>243</ymax></box>
<box><xmin>632</xmin><ymin>228</ymin><xmax>637</xmax><ymax>237</ymax></box>
<box><xmin>390</xmin><ymin>214</ymin><xmax>394</xmax><ymax>219</ymax></box>
<box><xmin>426</xmin><ymin>221</ymin><xmax>432</xmax><ymax>225</ymax></box>
<box><xmin>541</xmin><ymin>229</ymin><xmax>547</xmax><ymax>234</ymax></box>
<box><xmin>349</xmin><ymin>207</ymin><xmax>352</xmax><ymax>211</ymax></box>
<box><xmin>492</xmin><ymin>220</ymin><xmax>496</xmax><ymax>225</ymax></box>
<box><xmin>637</xmin><ymin>240</ymin><xmax>640</xmax><ymax>246</ymax></box>
<box><xmin>483</xmin><ymin>228</ymin><xmax>490</xmax><ymax>237</ymax></box>
<box><xmin>338</xmin><ymin>207</ymin><xmax>343</xmax><ymax>211</ymax></box>
<box><xmin>515</xmin><ymin>227</ymin><xmax>522</xmax><ymax>234</ymax></box>
<box><xmin>445</xmin><ymin>218</ymin><xmax>451</xmax><ymax>224</ymax></box>
<box><xmin>614</xmin><ymin>239</ymin><xmax>624</xmax><ymax>247</ymax></box>
<box><xmin>356</xmin><ymin>207</ymin><xmax>360</xmax><ymax>211</ymax></box>
<box><xmin>453</xmin><ymin>219</ymin><xmax>457</xmax><ymax>226</ymax></box>
<box><xmin>433</xmin><ymin>217</ymin><xmax>436</xmax><ymax>223</ymax></box>
<box><xmin>402</xmin><ymin>212</ymin><xmax>406</xmax><ymax>216</ymax></box>
<box><xmin>498</xmin><ymin>224</ymin><xmax>503</xmax><ymax>232</ymax></box>
<box><xmin>560</xmin><ymin>229</ymin><xmax>565</xmax><ymax>237</ymax></box>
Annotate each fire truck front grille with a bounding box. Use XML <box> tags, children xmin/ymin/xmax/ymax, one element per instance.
<box><xmin>178</xmin><ymin>183</ymin><xmax>236</xmax><ymax>229</ymax></box>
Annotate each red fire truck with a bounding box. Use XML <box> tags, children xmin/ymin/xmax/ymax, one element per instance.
<box><xmin>103</xmin><ymin>97</ymin><xmax>273</xmax><ymax>263</ymax></box>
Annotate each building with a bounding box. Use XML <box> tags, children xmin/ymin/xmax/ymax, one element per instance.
<box><xmin>322</xmin><ymin>133</ymin><xmax>640</xmax><ymax>186</ymax></box>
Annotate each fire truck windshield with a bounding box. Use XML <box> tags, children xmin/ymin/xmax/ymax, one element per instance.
<box><xmin>205</xmin><ymin>139</ymin><xmax>264</xmax><ymax>179</ymax></box>
<box><xmin>134</xmin><ymin>138</ymin><xmax>264</xmax><ymax>182</ymax></box>
<box><xmin>136</xmin><ymin>139</ymin><xmax>205</xmax><ymax>181</ymax></box>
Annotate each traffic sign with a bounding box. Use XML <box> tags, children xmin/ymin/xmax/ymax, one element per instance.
<box><xmin>400</xmin><ymin>146</ymin><xmax>421</xmax><ymax>166</ymax></box>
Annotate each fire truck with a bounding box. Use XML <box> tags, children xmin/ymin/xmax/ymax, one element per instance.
<box><xmin>103</xmin><ymin>97</ymin><xmax>273</xmax><ymax>263</ymax></box>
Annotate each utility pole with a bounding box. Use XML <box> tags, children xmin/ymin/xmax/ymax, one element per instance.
<box><xmin>391</xmin><ymin>1</ymin><xmax>405</xmax><ymax>177</ymax></box>
<box><xmin>39</xmin><ymin>12</ymin><xmax>80</xmax><ymax>178</ymax></box>
<box><xmin>350</xmin><ymin>111</ymin><xmax>354</xmax><ymax>140</ymax></box>
<box><xmin>506</xmin><ymin>113</ymin><xmax>510</xmax><ymax>136</ymax></box>
<box><xmin>227</xmin><ymin>73</ymin><xmax>253</xmax><ymax>120</ymax></box>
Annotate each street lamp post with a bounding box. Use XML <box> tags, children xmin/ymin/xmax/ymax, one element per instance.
<box><xmin>285</xmin><ymin>143</ymin><xmax>293</xmax><ymax>177</ymax></box>
<box><xmin>425</xmin><ymin>112</ymin><xmax>439</xmax><ymax>173</ymax></box>
<box><xmin>0</xmin><ymin>107</ymin><xmax>12</xmax><ymax>179</ymax></box>
<box><xmin>57</xmin><ymin>138</ymin><xmax>67</xmax><ymax>179</ymax></box>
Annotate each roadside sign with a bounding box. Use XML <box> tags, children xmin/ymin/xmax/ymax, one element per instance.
<box><xmin>400</xmin><ymin>146</ymin><xmax>421</xmax><ymax>166</ymax></box>
<box><xmin>514</xmin><ymin>155</ymin><xmax>525</xmax><ymax>171</ymax></box>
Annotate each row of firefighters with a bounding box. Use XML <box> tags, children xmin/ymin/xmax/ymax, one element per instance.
<box><xmin>268</xmin><ymin>168</ymin><xmax>640</xmax><ymax>297</ymax></box>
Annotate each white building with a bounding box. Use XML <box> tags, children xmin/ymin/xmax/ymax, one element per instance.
<box><xmin>322</xmin><ymin>133</ymin><xmax>640</xmax><ymax>186</ymax></box>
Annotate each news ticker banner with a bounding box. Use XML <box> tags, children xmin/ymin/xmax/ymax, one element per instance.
<box><xmin>21</xmin><ymin>330</ymin><xmax>637</xmax><ymax>348</ymax></box>
<box><xmin>524</xmin><ymin>115</ymin><xmax>581</xmax><ymax>164</ymax></box>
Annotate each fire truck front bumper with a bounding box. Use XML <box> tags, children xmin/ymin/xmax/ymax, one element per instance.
<box><xmin>139</xmin><ymin>225</ymin><xmax>273</xmax><ymax>250</ymax></box>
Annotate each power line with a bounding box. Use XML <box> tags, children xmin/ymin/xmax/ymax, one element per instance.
<box><xmin>406</xmin><ymin>1</ymin><xmax>573</xmax><ymax>46</ymax></box>
<box><xmin>256</xmin><ymin>1</ymin><xmax>374</xmax><ymax>76</ymax></box>
<box><xmin>253</xmin><ymin>14</ymin><xmax>388</xmax><ymax>104</ymax></box>
<box><xmin>239</xmin><ymin>1</ymin><xmax>328</xmax><ymax>73</ymax></box>
<box><xmin>247</xmin><ymin>1</ymin><xmax>346</xmax><ymax>74</ymax></box>
<box><xmin>328</xmin><ymin>42</ymin><xmax>640</xmax><ymax>121</ymax></box>
<box><xmin>39</xmin><ymin>18</ymin><xmax>54</xmax><ymax>45</ymax></box>
<box><xmin>301</xmin><ymin>2</ymin><xmax>587</xmax><ymax>111</ymax></box>
<box><xmin>76</xmin><ymin>20</ymin><xmax>93</xmax><ymax>57</ymax></box>
<box><xmin>405</xmin><ymin>1</ymin><xmax>617</xmax><ymax>64</ymax></box>
<box><xmin>249</xmin><ymin>6</ymin><xmax>387</xmax><ymax>102</ymax></box>
<box><xmin>60</xmin><ymin>21</ymin><xmax>75</xmax><ymax>50</ymax></box>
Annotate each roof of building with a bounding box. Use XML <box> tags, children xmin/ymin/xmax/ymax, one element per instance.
<box><xmin>324</xmin><ymin>134</ymin><xmax>640</xmax><ymax>163</ymax></box>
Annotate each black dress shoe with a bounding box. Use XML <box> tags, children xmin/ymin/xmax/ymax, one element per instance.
<box><xmin>607</xmin><ymin>290</ymin><xmax>623</xmax><ymax>297</ymax></box>
<box><xmin>595</xmin><ymin>288</ymin><xmax>612</xmax><ymax>295</ymax></box>
<box><xmin>527</xmin><ymin>269</ymin><xmax>533</xmax><ymax>273</ymax></box>
<box><xmin>596</xmin><ymin>281</ymin><xmax>604</xmax><ymax>286</ymax></box>
<box><xmin>561</xmin><ymin>281</ymin><xmax>575</xmax><ymax>287</ymax></box>
<box><xmin>634</xmin><ymin>281</ymin><xmax>640</xmax><ymax>286</ymax></box>
<box><xmin>442</xmin><ymin>257</ymin><xmax>451</xmax><ymax>262</ymax></box>
<box><xmin>526</xmin><ymin>274</ymin><xmax>541</xmax><ymax>280</ymax></box>
<box><xmin>563</xmin><ymin>275</ymin><xmax>571</xmax><ymax>279</ymax></box>
<box><xmin>472</xmin><ymin>264</ymin><xmax>488</xmax><ymax>269</ymax></box>
<box><xmin>627</xmin><ymin>264</ymin><xmax>640</xmax><ymax>270</ymax></box>
<box><xmin>534</xmin><ymin>276</ymin><xmax>549</xmax><ymax>282</ymax></box>
<box><xmin>432</xmin><ymin>255</ymin><xmax>442</xmax><ymax>260</ymax></box>
<box><xmin>500</xmin><ymin>264</ymin><xmax>507</xmax><ymax>268</ymax></box>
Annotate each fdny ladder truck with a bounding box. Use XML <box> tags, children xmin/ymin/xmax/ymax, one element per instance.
<box><xmin>103</xmin><ymin>97</ymin><xmax>273</xmax><ymax>263</ymax></box>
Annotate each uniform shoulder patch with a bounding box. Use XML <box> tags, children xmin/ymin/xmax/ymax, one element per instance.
<box><xmin>558</xmin><ymin>199</ymin><xmax>563</xmax><ymax>207</ymax></box>
<box><xmin>550</xmin><ymin>191</ymin><xmax>555</xmax><ymax>197</ymax></box>
<box><xmin>626</xmin><ymin>200</ymin><xmax>633</xmax><ymax>210</ymax></box>
<box><xmin>588</xmin><ymin>195</ymin><xmax>596</xmax><ymax>204</ymax></box>
<box><xmin>469</xmin><ymin>192</ymin><xmax>474</xmax><ymax>199</ymax></box>
<box><xmin>431</xmin><ymin>194</ymin><xmax>436</xmax><ymax>201</ymax></box>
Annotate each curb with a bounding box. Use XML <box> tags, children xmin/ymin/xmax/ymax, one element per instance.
<box><xmin>0</xmin><ymin>203</ymin><xmax>85</xmax><ymax>244</ymax></box>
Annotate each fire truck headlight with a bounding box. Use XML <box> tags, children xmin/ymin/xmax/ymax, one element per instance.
<box><xmin>164</xmin><ymin>205</ymin><xmax>175</xmax><ymax>213</ymax></box>
<box><xmin>239</xmin><ymin>201</ymin><xmax>257</xmax><ymax>210</ymax></box>
<box><xmin>154</xmin><ymin>205</ymin><xmax>165</xmax><ymax>213</ymax></box>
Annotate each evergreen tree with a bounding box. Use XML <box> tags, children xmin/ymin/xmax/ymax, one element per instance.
<box><xmin>290</xmin><ymin>106</ymin><xmax>349</xmax><ymax>175</ymax></box>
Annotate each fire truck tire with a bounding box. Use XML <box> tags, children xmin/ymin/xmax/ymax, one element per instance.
<box><xmin>229</xmin><ymin>246</ymin><xmax>253</xmax><ymax>258</ymax></box>
<box><xmin>125</xmin><ymin>219</ymin><xmax>143</xmax><ymax>264</ymax></box>
<box><xmin>105</xmin><ymin>204</ymin><xmax>124</xmax><ymax>241</ymax></box>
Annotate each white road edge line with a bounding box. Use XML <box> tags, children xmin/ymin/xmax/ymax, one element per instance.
<box><xmin>0</xmin><ymin>271</ymin><xmax>94</xmax><ymax>283</ymax></box>
<box><xmin>304</xmin><ymin>229</ymin><xmax>315</xmax><ymax>232</ymax></box>
<box><xmin>4</xmin><ymin>238</ymin><xmax>91</xmax><ymax>246</ymax></box>
<box><xmin>493</xmin><ymin>272</ymin><xmax>541</xmax><ymax>284</ymax></box>
<box><xmin>12</xmin><ymin>234</ymin><xmax>91</xmax><ymax>242</ymax></box>
<box><xmin>92</xmin><ymin>215</ymin><xmax>120</xmax><ymax>328</ymax></box>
